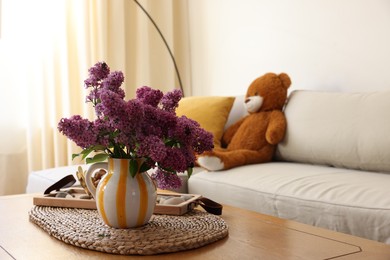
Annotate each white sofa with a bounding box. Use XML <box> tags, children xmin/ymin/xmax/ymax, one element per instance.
<box><xmin>26</xmin><ymin>90</ymin><xmax>390</xmax><ymax>244</ymax></box>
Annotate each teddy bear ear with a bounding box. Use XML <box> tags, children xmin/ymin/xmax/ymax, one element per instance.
<box><xmin>278</xmin><ymin>73</ymin><xmax>291</xmax><ymax>89</ymax></box>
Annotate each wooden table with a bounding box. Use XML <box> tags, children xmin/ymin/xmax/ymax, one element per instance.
<box><xmin>1</xmin><ymin>194</ymin><xmax>390</xmax><ymax>259</ymax></box>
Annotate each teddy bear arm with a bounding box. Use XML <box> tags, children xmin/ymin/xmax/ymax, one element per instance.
<box><xmin>221</xmin><ymin>116</ymin><xmax>247</xmax><ymax>147</ymax></box>
<box><xmin>266</xmin><ymin>111</ymin><xmax>287</xmax><ymax>145</ymax></box>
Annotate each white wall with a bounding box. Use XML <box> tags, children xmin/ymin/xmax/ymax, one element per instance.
<box><xmin>188</xmin><ymin>0</ymin><xmax>390</xmax><ymax>96</ymax></box>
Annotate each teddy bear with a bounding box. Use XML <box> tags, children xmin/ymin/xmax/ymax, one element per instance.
<box><xmin>197</xmin><ymin>72</ymin><xmax>291</xmax><ymax>171</ymax></box>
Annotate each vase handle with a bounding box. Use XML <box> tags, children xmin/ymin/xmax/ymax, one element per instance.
<box><xmin>85</xmin><ymin>162</ymin><xmax>108</xmax><ymax>199</ymax></box>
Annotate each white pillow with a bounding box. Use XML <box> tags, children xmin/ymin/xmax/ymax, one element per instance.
<box><xmin>277</xmin><ymin>90</ymin><xmax>390</xmax><ymax>173</ymax></box>
<box><xmin>224</xmin><ymin>96</ymin><xmax>248</xmax><ymax>131</ymax></box>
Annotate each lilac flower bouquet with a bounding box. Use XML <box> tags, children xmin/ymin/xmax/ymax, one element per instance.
<box><xmin>58</xmin><ymin>62</ymin><xmax>213</xmax><ymax>189</ymax></box>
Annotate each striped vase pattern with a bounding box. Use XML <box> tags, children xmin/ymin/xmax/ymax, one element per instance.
<box><xmin>86</xmin><ymin>158</ymin><xmax>157</xmax><ymax>228</ymax></box>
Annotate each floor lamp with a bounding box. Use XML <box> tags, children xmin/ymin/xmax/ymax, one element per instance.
<box><xmin>133</xmin><ymin>0</ymin><xmax>184</xmax><ymax>96</ymax></box>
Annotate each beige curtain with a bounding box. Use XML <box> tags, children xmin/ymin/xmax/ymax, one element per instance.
<box><xmin>0</xmin><ymin>0</ymin><xmax>191</xmax><ymax>195</ymax></box>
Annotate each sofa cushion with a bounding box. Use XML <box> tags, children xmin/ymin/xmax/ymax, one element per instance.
<box><xmin>176</xmin><ymin>96</ymin><xmax>235</xmax><ymax>147</ymax></box>
<box><xmin>188</xmin><ymin>162</ymin><xmax>390</xmax><ymax>243</ymax></box>
<box><xmin>276</xmin><ymin>90</ymin><xmax>390</xmax><ymax>173</ymax></box>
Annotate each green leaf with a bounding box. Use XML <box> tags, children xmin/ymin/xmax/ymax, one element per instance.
<box><xmin>92</xmin><ymin>145</ymin><xmax>107</xmax><ymax>151</ymax></box>
<box><xmin>187</xmin><ymin>167</ymin><xmax>193</xmax><ymax>179</ymax></box>
<box><xmin>72</xmin><ymin>153</ymin><xmax>81</xmax><ymax>160</ymax></box>
<box><xmin>74</xmin><ymin>145</ymin><xmax>107</xmax><ymax>161</ymax></box>
<box><xmin>165</xmin><ymin>139</ymin><xmax>181</xmax><ymax>148</ymax></box>
<box><xmin>139</xmin><ymin>161</ymin><xmax>151</xmax><ymax>173</ymax></box>
<box><xmin>86</xmin><ymin>153</ymin><xmax>109</xmax><ymax>164</ymax></box>
<box><xmin>129</xmin><ymin>159</ymin><xmax>138</xmax><ymax>178</ymax></box>
<box><xmin>113</xmin><ymin>145</ymin><xmax>127</xmax><ymax>158</ymax></box>
<box><xmin>80</xmin><ymin>148</ymin><xmax>94</xmax><ymax>160</ymax></box>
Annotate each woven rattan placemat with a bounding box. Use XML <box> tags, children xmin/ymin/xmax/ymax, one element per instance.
<box><xmin>29</xmin><ymin>206</ymin><xmax>228</xmax><ymax>255</ymax></box>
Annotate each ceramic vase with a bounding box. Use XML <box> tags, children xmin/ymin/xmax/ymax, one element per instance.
<box><xmin>85</xmin><ymin>158</ymin><xmax>157</xmax><ymax>228</ymax></box>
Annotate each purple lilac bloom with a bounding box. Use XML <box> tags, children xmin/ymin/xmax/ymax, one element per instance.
<box><xmin>151</xmin><ymin>168</ymin><xmax>182</xmax><ymax>190</ymax></box>
<box><xmin>94</xmin><ymin>103</ymin><xmax>104</xmax><ymax>118</ymax></box>
<box><xmin>137</xmin><ymin>135</ymin><xmax>167</xmax><ymax>162</ymax></box>
<box><xmin>58</xmin><ymin>115</ymin><xmax>97</xmax><ymax>148</ymax></box>
<box><xmin>93</xmin><ymin>118</ymin><xmax>113</xmax><ymax>147</ymax></box>
<box><xmin>179</xmin><ymin>146</ymin><xmax>196</xmax><ymax>168</ymax></box>
<box><xmin>159</xmin><ymin>147</ymin><xmax>188</xmax><ymax>172</ymax></box>
<box><xmin>170</xmin><ymin>116</ymin><xmax>214</xmax><ymax>154</ymax></box>
<box><xmin>136</xmin><ymin>86</ymin><xmax>163</xmax><ymax>107</ymax></box>
<box><xmin>102</xmin><ymin>71</ymin><xmax>124</xmax><ymax>89</ymax></box>
<box><xmin>192</xmin><ymin>127</ymin><xmax>214</xmax><ymax>154</ymax></box>
<box><xmin>84</xmin><ymin>62</ymin><xmax>110</xmax><ymax>87</ymax></box>
<box><xmin>86</xmin><ymin>87</ymin><xmax>100</xmax><ymax>104</ymax></box>
<box><xmin>137</xmin><ymin>106</ymin><xmax>164</xmax><ymax>137</ymax></box>
<box><xmin>126</xmin><ymin>99</ymin><xmax>145</xmax><ymax>119</ymax></box>
<box><xmin>99</xmin><ymin>89</ymin><xmax>127</xmax><ymax>124</ymax></box>
<box><xmin>58</xmin><ymin>62</ymin><xmax>215</xmax><ymax>189</ymax></box>
<box><xmin>169</xmin><ymin>116</ymin><xmax>200</xmax><ymax>145</ymax></box>
<box><xmin>102</xmin><ymin>71</ymin><xmax>125</xmax><ymax>99</ymax></box>
<box><xmin>161</xmin><ymin>89</ymin><xmax>182</xmax><ymax>112</ymax></box>
<box><xmin>138</xmin><ymin>105</ymin><xmax>176</xmax><ymax>138</ymax></box>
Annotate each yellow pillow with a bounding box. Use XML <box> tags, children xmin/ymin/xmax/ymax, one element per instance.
<box><xmin>176</xmin><ymin>96</ymin><xmax>235</xmax><ymax>147</ymax></box>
